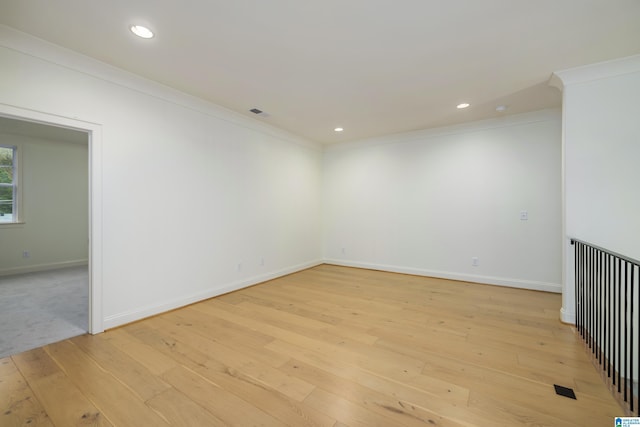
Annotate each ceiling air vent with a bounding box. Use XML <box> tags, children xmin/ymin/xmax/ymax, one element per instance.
<box><xmin>249</xmin><ymin>107</ymin><xmax>270</xmax><ymax>118</ymax></box>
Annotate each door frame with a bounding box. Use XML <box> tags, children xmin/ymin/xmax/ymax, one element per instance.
<box><xmin>0</xmin><ymin>103</ymin><xmax>103</xmax><ymax>334</ymax></box>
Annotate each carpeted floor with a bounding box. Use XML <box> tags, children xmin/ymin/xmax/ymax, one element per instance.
<box><xmin>0</xmin><ymin>266</ymin><xmax>88</xmax><ymax>359</ymax></box>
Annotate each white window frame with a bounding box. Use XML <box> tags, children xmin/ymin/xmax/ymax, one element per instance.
<box><xmin>0</xmin><ymin>143</ymin><xmax>23</xmax><ymax>226</ymax></box>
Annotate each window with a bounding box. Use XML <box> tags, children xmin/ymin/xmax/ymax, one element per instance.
<box><xmin>0</xmin><ymin>145</ymin><xmax>18</xmax><ymax>223</ymax></box>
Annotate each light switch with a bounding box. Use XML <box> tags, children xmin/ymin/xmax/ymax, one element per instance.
<box><xmin>520</xmin><ymin>211</ymin><xmax>528</xmax><ymax>221</ymax></box>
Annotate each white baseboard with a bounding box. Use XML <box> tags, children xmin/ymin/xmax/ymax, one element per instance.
<box><xmin>103</xmin><ymin>258</ymin><xmax>563</xmax><ymax>330</ymax></box>
<box><xmin>103</xmin><ymin>259</ymin><xmax>323</xmax><ymax>330</ymax></box>
<box><xmin>0</xmin><ymin>259</ymin><xmax>88</xmax><ymax>277</ymax></box>
<box><xmin>323</xmin><ymin>259</ymin><xmax>563</xmax><ymax>293</ymax></box>
<box><xmin>560</xmin><ymin>307</ymin><xmax>576</xmax><ymax>324</ymax></box>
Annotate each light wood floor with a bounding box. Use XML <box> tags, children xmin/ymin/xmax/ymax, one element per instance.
<box><xmin>0</xmin><ymin>265</ymin><xmax>624</xmax><ymax>426</ymax></box>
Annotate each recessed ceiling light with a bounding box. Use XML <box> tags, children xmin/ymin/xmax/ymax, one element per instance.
<box><xmin>496</xmin><ymin>105</ymin><xmax>508</xmax><ymax>112</ymax></box>
<box><xmin>456</xmin><ymin>103</ymin><xmax>470</xmax><ymax>109</ymax></box>
<box><xmin>334</xmin><ymin>127</ymin><xmax>344</xmax><ymax>132</ymax></box>
<box><xmin>130</xmin><ymin>25</ymin><xmax>154</xmax><ymax>39</ymax></box>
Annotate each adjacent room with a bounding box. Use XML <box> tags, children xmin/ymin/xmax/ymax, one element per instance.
<box><xmin>0</xmin><ymin>1</ymin><xmax>639</xmax><ymax>425</ymax></box>
<box><xmin>0</xmin><ymin>117</ymin><xmax>89</xmax><ymax>358</ymax></box>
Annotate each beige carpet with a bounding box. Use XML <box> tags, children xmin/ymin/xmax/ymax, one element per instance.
<box><xmin>0</xmin><ymin>266</ymin><xmax>88</xmax><ymax>359</ymax></box>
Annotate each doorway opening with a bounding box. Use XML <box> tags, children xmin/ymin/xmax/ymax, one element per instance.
<box><xmin>0</xmin><ymin>104</ymin><xmax>103</xmax><ymax>358</ymax></box>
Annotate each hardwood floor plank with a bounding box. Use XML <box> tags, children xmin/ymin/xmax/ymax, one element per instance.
<box><xmin>22</xmin><ymin>373</ymin><xmax>110</xmax><ymax>427</ymax></box>
<box><xmin>419</xmin><ymin>348</ymin><xmax>618</xmax><ymax>425</ymax></box>
<box><xmin>194</xmin><ymin>357</ymin><xmax>336</xmax><ymax>427</ymax></box>
<box><xmin>146</xmin><ymin>387</ymin><xmax>229</xmax><ymax>426</ymax></box>
<box><xmin>465</xmin><ymin>331</ymin><xmax>595</xmax><ymax>363</ymax></box>
<box><xmin>375</xmin><ymin>333</ymin><xmax>521</xmax><ymax>374</ymax></box>
<box><xmin>11</xmin><ymin>349</ymin><xmax>111</xmax><ymax>427</ymax></box>
<box><xmin>99</xmin><ymin>328</ymin><xmax>178</xmax><ymax>376</ymax></box>
<box><xmin>206</xmin><ymin>285</ymin><xmax>381</xmax><ymax>347</ymax></box>
<box><xmin>195</xmin><ymin>300</ymin><xmax>427</xmax><ymax>379</ymax></box>
<box><xmin>70</xmin><ymin>334</ymin><xmax>171</xmax><ymax>401</ymax></box>
<box><xmin>281</xmin><ymin>358</ymin><xmax>473</xmax><ymax>427</ymax></box>
<box><xmin>236</xmin><ymin>300</ymin><xmax>338</xmax><ymax>331</ymax></box>
<box><xmin>265</xmin><ymin>339</ymin><xmax>469</xmax><ymax>406</ymax></box>
<box><xmin>148</xmin><ymin>316</ymin><xmax>316</xmax><ymax>402</ymax></box>
<box><xmin>123</xmin><ymin>321</ymin><xmax>212</xmax><ymax>370</ymax></box>
<box><xmin>161</xmin><ymin>366</ymin><xmax>286</xmax><ymax>427</ymax></box>
<box><xmin>160</xmin><ymin>308</ymin><xmax>289</xmax><ymax>368</ymax></box>
<box><xmin>466</xmin><ymin>390</ymin><xmax>575</xmax><ymax>427</ymax></box>
<box><xmin>516</xmin><ymin>350</ymin><xmax>609</xmax><ymax>390</ymax></box>
<box><xmin>304</xmin><ymin>388</ymin><xmax>400</xmax><ymax>427</ymax></box>
<box><xmin>130</xmin><ymin>321</ymin><xmax>335</xmax><ymax>427</ymax></box>
<box><xmin>238</xmin><ymin>286</ymin><xmax>343</xmax><ymax>325</ymax></box>
<box><xmin>0</xmin><ymin>357</ymin><xmax>53</xmax><ymax>427</ymax></box>
<box><xmin>44</xmin><ymin>341</ymin><xmax>169</xmax><ymax>426</ymax></box>
<box><xmin>9</xmin><ymin>348</ymin><xmax>59</xmax><ymax>380</ymax></box>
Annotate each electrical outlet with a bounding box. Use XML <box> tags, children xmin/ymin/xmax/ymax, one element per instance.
<box><xmin>260</xmin><ymin>257</ymin><xmax>265</xmax><ymax>266</ymax></box>
<box><xmin>341</xmin><ymin>247</ymin><xmax>346</xmax><ymax>255</ymax></box>
<box><xmin>22</xmin><ymin>250</ymin><xmax>30</xmax><ymax>258</ymax></box>
<box><xmin>472</xmin><ymin>257</ymin><xmax>479</xmax><ymax>267</ymax></box>
<box><xmin>237</xmin><ymin>262</ymin><xmax>242</xmax><ymax>272</ymax></box>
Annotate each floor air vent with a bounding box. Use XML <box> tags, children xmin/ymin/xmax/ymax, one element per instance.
<box><xmin>554</xmin><ymin>384</ymin><xmax>577</xmax><ymax>400</ymax></box>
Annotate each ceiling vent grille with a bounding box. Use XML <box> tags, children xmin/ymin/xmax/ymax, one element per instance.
<box><xmin>249</xmin><ymin>108</ymin><xmax>270</xmax><ymax>118</ymax></box>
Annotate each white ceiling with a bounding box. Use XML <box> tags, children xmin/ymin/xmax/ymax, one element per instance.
<box><xmin>1</xmin><ymin>1</ymin><xmax>639</xmax><ymax>145</ymax></box>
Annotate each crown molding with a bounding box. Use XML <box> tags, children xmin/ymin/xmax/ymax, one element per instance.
<box><xmin>0</xmin><ymin>25</ymin><xmax>321</xmax><ymax>151</ymax></box>
<box><xmin>550</xmin><ymin>54</ymin><xmax>640</xmax><ymax>91</ymax></box>
<box><xmin>324</xmin><ymin>108</ymin><xmax>561</xmax><ymax>154</ymax></box>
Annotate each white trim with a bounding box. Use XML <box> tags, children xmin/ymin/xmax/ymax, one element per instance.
<box><xmin>559</xmin><ymin>90</ymin><xmax>574</xmax><ymax>326</ymax></box>
<box><xmin>548</xmin><ymin>73</ymin><xmax>564</xmax><ymax>92</ymax></box>
<box><xmin>0</xmin><ymin>259</ymin><xmax>88</xmax><ymax>277</ymax></box>
<box><xmin>102</xmin><ymin>259</ymin><xmax>323</xmax><ymax>330</ymax></box>
<box><xmin>324</xmin><ymin>108</ymin><xmax>561</xmax><ymax>154</ymax></box>
<box><xmin>87</xmin><ymin>124</ymin><xmax>103</xmax><ymax>334</ymax></box>
<box><xmin>0</xmin><ymin>142</ymin><xmax>22</xmax><ymax>224</ymax></box>
<box><xmin>0</xmin><ymin>221</ymin><xmax>25</xmax><ymax>228</ymax></box>
<box><xmin>323</xmin><ymin>259</ymin><xmax>562</xmax><ymax>293</ymax></box>
<box><xmin>0</xmin><ymin>103</ymin><xmax>103</xmax><ymax>334</ymax></box>
<box><xmin>0</xmin><ymin>25</ymin><xmax>320</xmax><ymax>152</ymax></box>
<box><xmin>551</xmin><ymin>54</ymin><xmax>640</xmax><ymax>90</ymax></box>
<box><xmin>560</xmin><ymin>307</ymin><xmax>576</xmax><ymax>325</ymax></box>
<box><xmin>102</xmin><ymin>256</ymin><xmax>563</xmax><ymax>329</ymax></box>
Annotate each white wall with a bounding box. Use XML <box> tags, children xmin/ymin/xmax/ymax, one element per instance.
<box><xmin>323</xmin><ymin>110</ymin><xmax>562</xmax><ymax>292</ymax></box>
<box><xmin>0</xmin><ymin>26</ymin><xmax>323</xmax><ymax>330</ymax></box>
<box><xmin>563</xmin><ymin>66</ymin><xmax>640</xmax><ymax>258</ymax></box>
<box><xmin>0</xmin><ymin>133</ymin><xmax>88</xmax><ymax>274</ymax></box>
<box><xmin>552</xmin><ymin>54</ymin><xmax>640</xmax><ymax>322</ymax></box>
